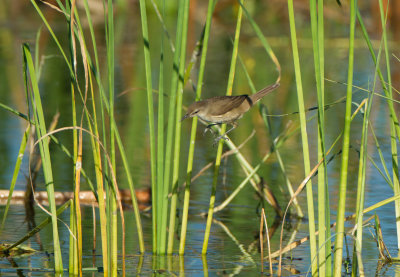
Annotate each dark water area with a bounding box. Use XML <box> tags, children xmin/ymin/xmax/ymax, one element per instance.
<box><xmin>1</xmin><ymin>0</ymin><xmax>400</xmax><ymax>275</ymax></box>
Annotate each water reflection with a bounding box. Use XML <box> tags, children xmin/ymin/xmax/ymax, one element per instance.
<box><xmin>1</xmin><ymin>1</ymin><xmax>399</xmax><ymax>276</ymax></box>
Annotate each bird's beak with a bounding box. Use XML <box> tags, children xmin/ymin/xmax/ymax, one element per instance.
<box><xmin>180</xmin><ymin>114</ymin><xmax>189</xmax><ymax>122</ymax></box>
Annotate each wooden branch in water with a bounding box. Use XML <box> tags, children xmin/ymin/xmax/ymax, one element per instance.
<box><xmin>0</xmin><ymin>188</ymin><xmax>151</xmax><ymax>210</ymax></box>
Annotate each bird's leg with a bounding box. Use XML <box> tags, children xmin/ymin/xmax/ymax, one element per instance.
<box><xmin>204</xmin><ymin>123</ymin><xmax>220</xmax><ymax>135</ymax></box>
<box><xmin>212</xmin><ymin>122</ymin><xmax>237</xmax><ymax>146</ymax></box>
<box><xmin>223</xmin><ymin>124</ymin><xmax>237</xmax><ymax>136</ymax></box>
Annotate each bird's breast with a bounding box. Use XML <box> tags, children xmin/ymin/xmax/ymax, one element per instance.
<box><xmin>198</xmin><ymin>110</ymin><xmax>243</xmax><ymax>124</ymax></box>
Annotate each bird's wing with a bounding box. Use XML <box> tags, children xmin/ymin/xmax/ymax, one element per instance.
<box><xmin>208</xmin><ymin>95</ymin><xmax>251</xmax><ymax>115</ymax></box>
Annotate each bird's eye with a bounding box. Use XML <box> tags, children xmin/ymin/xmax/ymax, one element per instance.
<box><xmin>193</xmin><ymin>110</ymin><xmax>199</xmax><ymax>114</ymax></box>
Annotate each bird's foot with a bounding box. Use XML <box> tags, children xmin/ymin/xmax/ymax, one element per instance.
<box><xmin>204</xmin><ymin>125</ymin><xmax>216</xmax><ymax>136</ymax></box>
<box><xmin>212</xmin><ymin>135</ymin><xmax>229</xmax><ymax>147</ymax></box>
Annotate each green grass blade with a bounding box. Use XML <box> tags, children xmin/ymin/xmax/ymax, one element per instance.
<box><xmin>29</xmin><ymin>0</ymin><xmax>73</xmax><ymax>76</ymax></box>
<box><xmin>237</xmin><ymin>0</ymin><xmax>281</xmax><ymax>82</ymax></box>
<box><xmin>356</xmin><ymin>10</ymin><xmax>400</xmax><ymax>140</ymax></box>
<box><xmin>0</xmin><ymin>102</ymin><xmax>32</xmax><ymax>123</ymax></box>
<box><xmin>22</xmin><ymin>44</ymin><xmax>63</xmax><ymax>273</ymax></box>
<box><xmin>0</xmin><ymin>125</ymin><xmax>30</xmax><ymax>229</ymax></box>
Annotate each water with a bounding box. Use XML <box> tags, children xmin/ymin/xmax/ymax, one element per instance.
<box><xmin>1</xmin><ymin>1</ymin><xmax>400</xmax><ymax>275</ymax></box>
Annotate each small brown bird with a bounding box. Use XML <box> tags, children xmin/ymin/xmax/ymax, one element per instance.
<box><xmin>181</xmin><ymin>83</ymin><xmax>280</xmax><ymax>143</ymax></box>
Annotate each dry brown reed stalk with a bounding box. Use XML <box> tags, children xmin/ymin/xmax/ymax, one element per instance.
<box><xmin>260</xmin><ymin>208</ymin><xmax>273</xmax><ymax>275</ymax></box>
<box><xmin>277</xmin><ymin>154</ymin><xmax>326</xmax><ymax>276</ymax></box>
<box><xmin>270</xmin><ymin>214</ymin><xmax>377</xmax><ymax>261</ymax></box>
<box><xmin>374</xmin><ymin>215</ymin><xmax>392</xmax><ymax>261</ymax></box>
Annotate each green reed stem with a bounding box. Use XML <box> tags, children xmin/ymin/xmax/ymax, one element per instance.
<box><xmin>158</xmin><ymin>0</ymin><xmax>167</xmax><ymax>254</ymax></box>
<box><xmin>333</xmin><ymin>0</ymin><xmax>357</xmax><ymax>274</ymax></box>
<box><xmin>309</xmin><ymin>0</ymin><xmax>329</xmax><ymax>274</ymax></box>
<box><xmin>202</xmin><ymin>3</ymin><xmax>243</xmax><ymax>255</ymax></box>
<box><xmin>84</xmin><ymin>0</ymin><xmax>144</xmax><ymax>253</ymax></box>
<box><xmin>23</xmin><ymin>44</ymin><xmax>63</xmax><ymax>273</ymax></box>
<box><xmin>174</xmin><ymin>0</ymin><xmax>190</xmax><ymax>255</ymax></box>
<box><xmin>69</xmin><ymin>200</ymin><xmax>78</xmax><ymax>275</ymax></box>
<box><xmin>357</xmin><ymin>9</ymin><xmax>400</xmax><ymax>249</ymax></box>
<box><xmin>166</xmin><ymin>0</ymin><xmax>186</xmax><ymax>254</ymax></box>
<box><xmin>138</xmin><ymin>0</ymin><xmax>157</xmax><ymax>252</ymax></box>
<box><xmin>183</xmin><ymin>0</ymin><xmax>215</xmax><ymax>234</ymax></box>
<box><xmin>352</xmin><ymin>95</ymin><xmax>371</xmax><ymax>276</ymax></box>
<box><xmin>177</xmin><ymin>0</ymin><xmax>215</xmax><ymax>253</ymax></box>
<box><xmin>31</xmin><ymin>1</ymin><xmax>144</xmax><ymax>265</ymax></box>
<box><xmin>86</xmin><ymin>86</ymin><xmax>109</xmax><ymax>275</ymax></box>
<box><xmin>70</xmin><ymin>58</ymin><xmax>79</xmax><ymax>277</ymax></box>
<box><xmin>287</xmin><ymin>0</ymin><xmax>317</xmax><ymax>274</ymax></box>
<box><xmin>377</xmin><ymin>0</ymin><xmax>400</xmax><ymax>250</ymax></box>
<box><xmin>353</xmin><ymin>4</ymin><xmax>388</xmax><ymax>274</ymax></box>
<box><xmin>105</xmin><ymin>0</ymin><xmax>119</xmax><ymax>272</ymax></box>
<box><xmin>67</xmin><ymin>4</ymin><xmax>84</xmax><ymax>272</ymax></box>
<box><xmin>70</xmin><ymin>5</ymin><xmax>110</xmax><ymax>272</ymax></box>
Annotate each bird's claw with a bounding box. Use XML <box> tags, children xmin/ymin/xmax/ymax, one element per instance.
<box><xmin>203</xmin><ymin>126</ymin><xmax>216</xmax><ymax>136</ymax></box>
<box><xmin>212</xmin><ymin>135</ymin><xmax>229</xmax><ymax>147</ymax></box>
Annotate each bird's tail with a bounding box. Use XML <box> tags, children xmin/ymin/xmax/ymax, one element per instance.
<box><xmin>251</xmin><ymin>83</ymin><xmax>280</xmax><ymax>103</ymax></box>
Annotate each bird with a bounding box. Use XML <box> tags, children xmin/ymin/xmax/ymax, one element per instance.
<box><xmin>181</xmin><ymin>83</ymin><xmax>280</xmax><ymax>144</ymax></box>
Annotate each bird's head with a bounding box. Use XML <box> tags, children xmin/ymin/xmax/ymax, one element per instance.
<box><xmin>181</xmin><ymin>101</ymin><xmax>205</xmax><ymax>122</ymax></box>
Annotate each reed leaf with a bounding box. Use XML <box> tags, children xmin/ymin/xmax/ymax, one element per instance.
<box><xmin>22</xmin><ymin>44</ymin><xmax>63</xmax><ymax>272</ymax></box>
<box><xmin>0</xmin><ymin>125</ymin><xmax>30</xmax><ymax>229</ymax></box>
